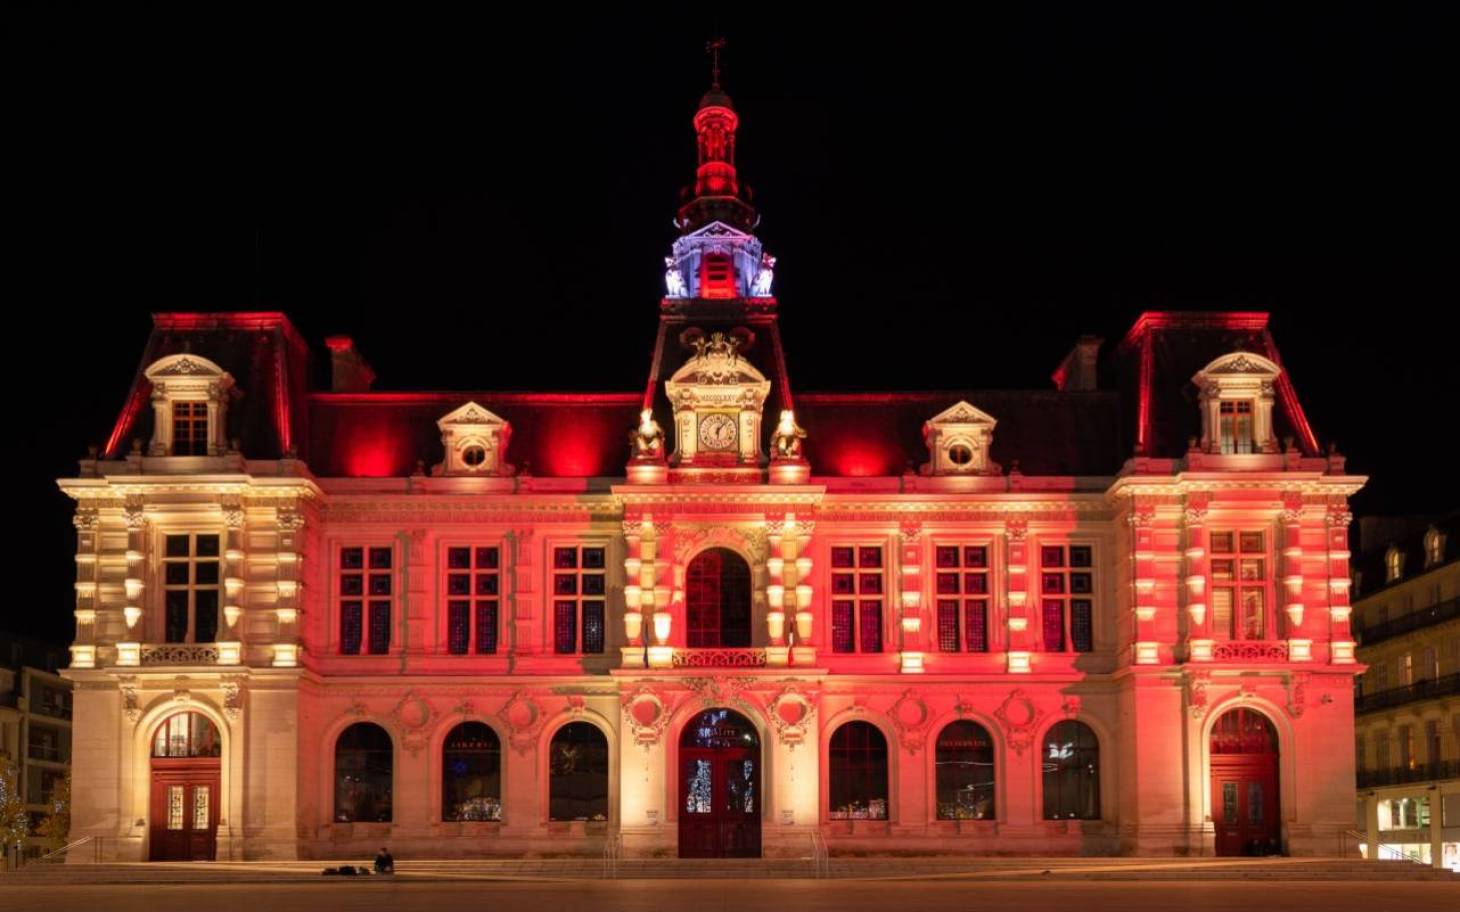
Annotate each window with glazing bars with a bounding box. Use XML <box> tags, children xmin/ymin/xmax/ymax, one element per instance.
<box><xmin>935</xmin><ymin>545</ymin><xmax>989</xmax><ymax>652</ymax></box>
<box><xmin>171</xmin><ymin>401</ymin><xmax>209</xmax><ymax>455</ymax></box>
<box><xmin>162</xmin><ymin>533</ymin><xmax>221</xmax><ymax>643</ymax></box>
<box><xmin>446</xmin><ymin>546</ymin><xmax>500</xmax><ymax>655</ymax></box>
<box><xmin>340</xmin><ymin>546</ymin><xmax>392</xmax><ymax>654</ymax></box>
<box><xmin>552</xmin><ymin>545</ymin><xmax>606</xmax><ymax>654</ymax></box>
<box><xmin>830</xmin><ymin>546</ymin><xmax>883</xmax><ymax>653</ymax></box>
<box><xmin>1039</xmin><ymin>544</ymin><xmax>1094</xmax><ymax>652</ymax></box>
<box><xmin>1210</xmin><ymin>531</ymin><xmax>1266</xmax><ymax>640</ymax></box>
<box><xmin>1219</xmin><ymin>400</ymin><xmax>1254</xmax><ymax>454</ymax></box>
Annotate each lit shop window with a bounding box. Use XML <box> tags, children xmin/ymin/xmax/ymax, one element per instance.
<box><xmin>552</xmin><ymin>546</ymin><xmax>607</xmax><ymax>655</ymax></box>
<box><xmin>334</xmin><ymin>722</ymin><xmax>392</xmax><ymax>823</ymax></box>
<box><xmin>935</xmin><ymin>720</ymin><xmax>995</xmax><ymax>820</ymax></box>
<box><xmin>442</xmin><ymin>722</ymin><xmax>501</xmax><ymax>822</ymax></box>
<box><xmin>1040</xmin><ymin>545</ymin><xmax>1094</xmax><ymax>652</ymax></box>
<box><xmin>1377</xmin><ymin>796</ymin><xmax>1430</xmax><ymax>831</ymax></box>
<box><xmin>830</xmin><ymin>546</ymin><xmax>884</xmax><ymax>654</ymax></box>
<box><xmin>446</xmin><ymin>546</ymin><xmax>500</xmax><ymax>655</ymax></box>
<box><xmin>1043</xmin><ymin>721</ymin><xmax>1100</xmax><ymax>820</ymax></box>
<box><xmin>828</xmin><ymin>721</ymin><xmax>888</xmax><ymax>821</ymax></box>
<box><xmin>340</xmin><ymin>546</ymin><xmax>393</xmax><ymax>655</ymax></box>
<box><xmin>935</xmin><ymin>545</ymin><xmax>989</xmax><ymax>653</ymax></box>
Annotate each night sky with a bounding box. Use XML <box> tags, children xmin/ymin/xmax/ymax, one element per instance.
<box><xmin>10</xmin><ymin>7</ymin><xmax>1456</xmax><ymax>644</ymax></box>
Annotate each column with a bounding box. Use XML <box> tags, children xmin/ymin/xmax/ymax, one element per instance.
<box><xmin>116</xmin><ymin>496</ymin><xmax>147</xmax><ymax>667</ymax></box>
<box><xmin>217</xmin><ymin>498</ymin><xmax>246</xmax><ymax>666</ymax></box>
<box><xmin>898</xmin><ymin>521</ymin><xmax>924</xmax><ymax>673</ymax></box>
<box><xmin>510</xmin><ymin>527</ymin><xmax>538</xmax><ymax>664</ymax></box>
<box><xmin>1326</xmin><ymin>504</ymin><xmax>1356</xmax><ymax>664</ymax></box>
<box><xmin>70</xmin><ymin>507</ymin><xmax>100</xmax><ymax>668</ymax></box>
<box><xmin>1281</xmin><ymin>494</ymin><xmax>1311</xmax><ymax>662</ymax></box>
<box><xmin>780</xmin><ymin>514</ymin><xmax>816</xmax><ymax>667</ymax></box>
<box><xmin>619</xmin><ymin>518</ymin><xmax>646</xmax><ymax>668</ymax></box>
<box><xmin>271</xmin><ymin>504</ymin><xmax>304</xmax><ymax>667</ymax></box>
<box><xmin>1130</xmin><ymin>504</ymin><xmax>1160</xmax><ymax>665</ymax></box>
<box><xmin>1004</xmin><ymin>518</ymin><xmax>1031</xmax><ymax>673</ymax></box>
<box><xmin>1184</xmin><ymin>497</ymin><xmax>1213</xmax><ymax>662</ymax></box>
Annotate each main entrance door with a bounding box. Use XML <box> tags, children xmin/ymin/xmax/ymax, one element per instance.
<box><xmin>679</xmin><ymin>708</ymin><xmax>761</xmax><ymax>858</ymax></box>
<box><xmin>149</xmin><ymin>712</ymin><xmax>222</xmax><ymax>861</ymax></box>
<box><xmin>1210</xmin><ymin>708</ymin><xmax>1280</xmax><ymax>856</ymax></box>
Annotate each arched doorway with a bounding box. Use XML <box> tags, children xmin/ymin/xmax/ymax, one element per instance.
<box><xmin>1210</xmin><ymin>707</ymin><xmax>1280</xmax><ymax>856</ymax></box>
<box><xmin>149</xmin><ymin>711</ymin><xmax>221</xmax><ymax>861</ymax></box>
<box><xmin>686</xmin><ymin>548</ymin><xmax>752</xmax><ymax>648</ymax></box>
<box><xmin>679</xmin><ymin>708</ymin><xmax>760</xmax><ymax>857</ymax></box>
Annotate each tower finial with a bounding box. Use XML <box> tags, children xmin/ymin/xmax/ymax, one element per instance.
<box><xmin>706</xmin><ymin>36</ymin><xmax>726</xmax><ymax>90</ymax></box>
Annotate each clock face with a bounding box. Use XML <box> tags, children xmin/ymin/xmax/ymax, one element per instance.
<box><xmin>698</xmin><ymin>413</ymin><xmax>738</xmax><ymax>451</ymax></box>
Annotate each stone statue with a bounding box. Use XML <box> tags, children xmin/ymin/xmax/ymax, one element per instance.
<box><xmin>770</xmin><ymin>409</ymin><xmax>806</xmax><ymax>460</ymax></box>
<box><xmin>628</xmin><ymin>409</ymin><xmax>665</xmax><ymax>460</ymax></box>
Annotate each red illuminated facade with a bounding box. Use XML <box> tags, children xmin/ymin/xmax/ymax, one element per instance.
<box><xmin>60</xmin><ymin>74</ymin><xmax>1366</xmax><ymax>863</ymax></box>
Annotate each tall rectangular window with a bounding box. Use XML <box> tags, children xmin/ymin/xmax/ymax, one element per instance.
<box><xmin>1399</xmin><ymin>725</ymin><xmax>1415</xmax><ymax>771</ymax></box>
<box><xmin>162</xmin><ymin>533</ymin><xmax>221</xmax><ymax>643</ymax></box>
<box><xmin>446</xmin><ymin>546</ymin><xmax>500</xmax><ymax>655</ymax></box>
<box><xmin>171</xmin><ymin>401</ymin><xmax>209</xmax><ymax>456</ymax></box>
<box><xmin>1425</xmin><ymin>720</ymin><xmax>1442</xmax><ymax>766</ymax></box>
<box><xmin>1040</xmin><ymin>544</ymin><xmax>1094</xmax><ymax>652</ymax></box>
<box><xmin>1210</xmin><ymin>531</ymin><xmax>1266</xmax><ymax>640</ymax></box>
<box><xmin>830</xmin><ymin>546</ymin><xmax>884</xmax><ymax>653</ymax></box>
<box><xmin>935</xmin><ymin>545</ymin><xmax>989</xmax><ymax>653</ymax></box>
<box><xmin>340</xmin><ymin>546</ymin><xmax>392</xmax><ymax>655</ymax></box>
<box><xmin>552</xmin><ymin>545</ymin><xmax>606</xmax><ymax>654</ymax></box>
<box><xmin>1219</xmin><ymin>400</ymin><xmax>1254</xmax><ymax>454</ymax></box>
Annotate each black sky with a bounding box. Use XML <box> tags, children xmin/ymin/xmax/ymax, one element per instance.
<box><xmin>8</xmin><ymin>6</ymin><xmax>1457</xmax><ymax>644</ymax></box>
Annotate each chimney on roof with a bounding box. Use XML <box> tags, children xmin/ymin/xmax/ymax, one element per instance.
<box><xmin>1052</xmin><ymin>335</ymin><xmax>1103</xmax><ymax>391</ymax></box>
<box><xmin>325</xmin><ymin>336</ymin><xmax>376</xmax><ymax>393</ymax></box>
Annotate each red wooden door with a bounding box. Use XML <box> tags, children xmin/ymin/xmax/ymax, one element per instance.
<box><xmin>150</xmin><ymin>763</ymin><xmax>219</xmax><ymax>861</ymax></box>
<box><xmin>679</xmin><ymin>746</ymin><xmax>761</xmax><ymax>858</ymax></box>
<box><xmin>1211</xmin><ymin>758</ymin><xmax>1278</xmax><ymax>856</ymax></box>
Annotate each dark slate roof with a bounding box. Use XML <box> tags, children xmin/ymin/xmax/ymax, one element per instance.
<box><xmin>795</xmin><ymin>391</ymin><xmax>1124</xmax><ymax>478</ymax></box>
<box><xmin>1354</xmin><ymin>510</ymin><xmax>1460</xmax><ymax>599</ymax></box>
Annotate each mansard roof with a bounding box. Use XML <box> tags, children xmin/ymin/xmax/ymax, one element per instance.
<box><xmin>98</xmin><ymin>310</ymin><xmax>1327</xmax><ymax>480</ymax></box>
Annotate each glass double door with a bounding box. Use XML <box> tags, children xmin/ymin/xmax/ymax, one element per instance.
<box><xmin>1211</xmin><ymin>758</ymin><xmax>1279</xmax><ymax>856</ymax></box>
<box><xmin>679</xmin><ymin>747</ymin><xmax>761</xmax><ymax>857</ymax></box>
<box><xmin>150</xmin><ymin>763</ymin><xmax>219</xmax><ymax>860</ymax></box>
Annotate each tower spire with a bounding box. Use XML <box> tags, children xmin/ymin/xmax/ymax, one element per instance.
<box><xmin>707</xmin><ymin>36</ymin><xmax>726</xmax><ymax>90</ymax></box>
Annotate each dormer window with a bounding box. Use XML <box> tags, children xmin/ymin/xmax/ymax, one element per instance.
<box><xmin>143</xmin><ymin>354</ymin><xmax>235</xmax><ymax>457</ymax></box>
<box><xmin>1218</xmin><ymin>400</ymin><xmax>1254</xmax><ymax>454</ymax></box>
<box><xmin>1386</xmin><ymin>546</ymin><xmax>1404</xmax><ymax>583</ymax></box>
<box><xmin>1192</xmin><ymin>352</ymin><xmax>1281</xmax><ymax>456</ymax></box>
<box><xmin>435</xmin><ymin>402</ymin><xmax>513</xmax><ymax>477</ymax></box>
<box><xmin>921</xmin><ymin>401</ymin><xmax>1000</xmax><ymax>476</ymax></box>
<box><xmin>1424</xmin><ymin>528</ymin><xmax>1445</xmax><ymax>567</ymax></box>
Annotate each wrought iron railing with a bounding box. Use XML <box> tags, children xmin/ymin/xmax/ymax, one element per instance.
<box><xmin>141</xmin><ymin>644</ymin><xmax>219</xmax><ymax>666</ymax></box>
<box><xmin>1358</xmin><ymin>759</ymin><xmax>1460</xmax><ymax>788</ymax></box>
<box><xmin>671</xmin><ymin>648</ymin><xmax>768</xmax><ymax>668</ymax></box>
<box><xmin>1355</xmin><ymin>672</ymin><xmax>1460</xmax><ymax>714</ymax></box>
<box><xmin>600</xmin><ymin>831</ymin><xmax>622</xmax><ymax>879</ymax></box>
<box><xmin>1355</xmin><ymin>598</ymin><xmax>1460</xmax><ymax>647</ymax></box>
<box><xmin>1211</xmin><ymin>640</ymin><xmax>1289</xmax><ymax>662</ymax></box>
<box><xmin>34</xmin><ymin>835</ymin><xmax>101</xmax><ymax>864</ymax></box>
<box><xmin>809</xmin><ymin>828</ymin><xmax>830</xmax><ymax>878</ymax></box>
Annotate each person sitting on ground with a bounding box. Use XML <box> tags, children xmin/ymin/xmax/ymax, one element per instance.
<box><xmin>374</xmin><ymin>846</ymin><xmax>395</xmax><ymax>874</ymax></box>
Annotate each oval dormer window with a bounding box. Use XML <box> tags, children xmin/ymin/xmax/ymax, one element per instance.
<box><xmin>948</xmin><ymin>443</ymin><xmax>974</xmax><ymax>467</ymax></box>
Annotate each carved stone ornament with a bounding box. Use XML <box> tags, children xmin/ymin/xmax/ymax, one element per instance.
<box><xmin>993</xmin><ymin>689</ymin><xmax>1045</xmax><ymax>757</ymax></box>
<box><xmin>119</xmin><ymin>676</ymin><xmax>141</xmax><ymax>723</ymax></box>
<box><xmin>221</xmin><ymin>680</ymin><xmax>243</xmax><ymax>722</ymax></box>
<box><xmin>73</xmin><ymin>507</ymin><xmax>99</xmax><ymax>532</ymax></box>
<box><xmin>221</xmin><ymin>496</ymin><xmax>245</xmax><ymax>530</ymax></box>
<box><xmin>347</xmin><ymin>701</ymin><xmax>369</xmax><ymax>718</ymax></box>
<box><xmin>1286</xmin><ymin>672</ymin><xmax>1311</xmax><ymax>719</ymax></box>
<box><xmin>172</xmin><ymin>676</ymin><xmax>192</xmax><ymax>705</ymax></box>
<box><xmin>683</xmin><ymin>676</ymin><xmax>755</xmax><ymax>716</ymax></box>
<box><xmin>767</xmin><ymin>686</ymin><xmax>816</xmax><ymax>749</ymax></box>
<box><xmin>888</xmin><ymin>689</ymin><xmax>932</xmax><ymax>754</ymax></box>
<box><xmin>1061</xmin><ymin>696</ymin><xmax>1082</xmax><ymax>720</ymax></box>
<box><xmin>674</xmin><ymin>525</ymin><xmax>769</xmax><ymax>566</ymax></box>
<box><xmin>621</xmin><ymin>687</ymin><xmax>676</xmax><ymax>749</ymax></box>
<box><xmin>1186</xmin><ymin>671</ymin><xmax>1210</xmax><ymax>720</ymax></box>
<box><xmin>497</xmin><ymin>690</ymin><xmax>547</xmax><ymax>756</ymax></box>
<box><xmin>392</xmin><ymin>691</ymin><xmax>432</xmax><ymax>756</ymax></box>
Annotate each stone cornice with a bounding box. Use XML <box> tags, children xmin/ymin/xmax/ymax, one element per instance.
<box><xmin>1106</xmin><ymin>473</ymin><xmax>1366</xmax><ymax>501</ymax></box>
<box><xmin>57</xmin><ymin>475</ymin><xmax>323</xmax><ymax>502</ymax></box>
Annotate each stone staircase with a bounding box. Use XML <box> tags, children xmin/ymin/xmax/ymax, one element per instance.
<box><xmin>4</xmin><ymin>856</ymin><xmax>1458</xmax><ymax>884</ymax></box>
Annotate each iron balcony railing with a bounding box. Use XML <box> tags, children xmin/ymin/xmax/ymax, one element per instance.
<box><xmin>1358</xmin><ymin>759</ymin><xmax>1460</xmax><ymax>789</ymax></box>
<box><xmin>1355</xmin><ymin>671</ymin><xmax>1460</xmax><ymax>714</ymax></box>
<box><xmin>1355</xmin><ymin>597</ymin><xmax>1460</xmax><ymax>647</ymax></box>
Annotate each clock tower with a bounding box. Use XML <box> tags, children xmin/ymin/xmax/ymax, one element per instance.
<box><xmin>631</xmin><ymin>44</ymin><xmax>806</xmax><ymax>484</ymax></box>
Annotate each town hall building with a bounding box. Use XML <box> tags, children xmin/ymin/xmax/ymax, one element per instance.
<box><xmin>59</xmin><ymin>71</ymin><xmax>1365</xmax><ymax>862</ymax></box>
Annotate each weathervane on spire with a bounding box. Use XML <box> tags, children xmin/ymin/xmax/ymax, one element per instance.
<box><xmin>706</xmin><ymin>37</ymin><xmax>726</xmax><ymax>89</ymax></box>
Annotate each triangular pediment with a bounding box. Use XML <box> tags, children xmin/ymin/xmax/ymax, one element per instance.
<box><xmin>925</xmin><ymin>400</ymin><xmax>997</xmax><ymax>429</ymax></box>
<box><xmin>437</xmin><ymin>401</ymin><xmax>507</xmax><ymax>430</ymax></box>
<box><xmin>145</xmin><ymin>354</ymin><xmax>227</xmax><ymax>380</ymax></box>
<box><xmin>1199</xmin><ymin>351</ymin><xmax>1281</xmax><ymax>377</ymax></box>
<box><xmin>680</xmin><ymin>220</ymin><xmax>754</xmax><ymax>242</ymax></box>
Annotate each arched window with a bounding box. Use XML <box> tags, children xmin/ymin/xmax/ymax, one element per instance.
<box><xmin>935</xmin><ymin>720</ymin><xmax>995</xmax><ymax>820</ymax></box>
<box><xmin>1424</xmin><ymin>528</ymin><xmax>1445</xmax><ymax>567</ymax></box>
<box><xmin>1385</xmin><ymin>546</ymin><xmax>1404</xmax><ymax>582</ymax></box>
<box><xmin>442</xmin><ymin>722</ymin><xmax>501</xmax><ymax>821</ymax></box>
<box><xmin>151</xmin><ymin>712</ymin><xmax>221</xmax><ymax>758</ymax></box>
<box><xmin>828</xmin><ymin>721</ymin><xmax>888</xmax><ymax>821</ymax></box>
<box><xmin>334</xmin><ymin>723</ymin><xmax>393</xmax><ymax>823</ymax></box>
<box><xmin>548</xmin><ymin>722</ymin><xmax>609</xmax><ymax>822</ymax></box>
<box><xmin>1042</xmin><ymin>720</ymin><xmax>1100</xmax><ymax>820</ymax></box>
<box><xmin>1211</xmin><ymin>708</ymin><xmax>1278</xmax><ymax>756</ymax></box>
<box><xmin>686</xmin><ymin>548</ymin><xmax>752</xmax><ymax>648</ymax></box>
